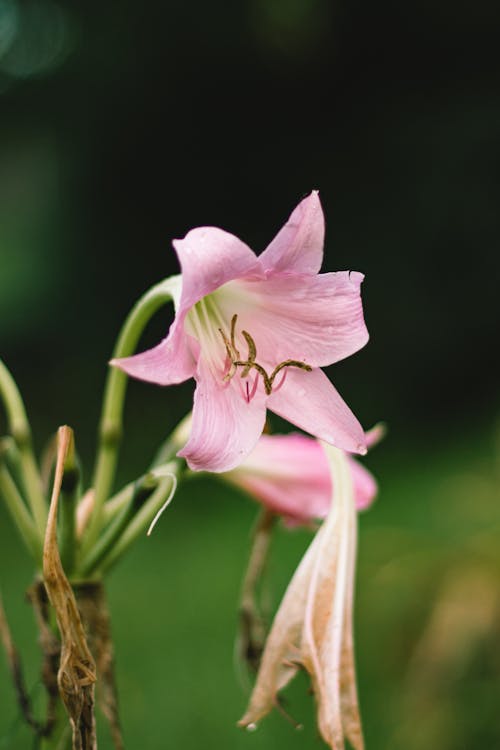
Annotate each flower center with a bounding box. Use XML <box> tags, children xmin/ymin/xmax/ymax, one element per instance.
<box><xmin>218</xmin><ymin>314</ymin><xmax>312</xmax><ymax>397</ymax></box>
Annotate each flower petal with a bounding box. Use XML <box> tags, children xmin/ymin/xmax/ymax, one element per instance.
<box><xmin>227</xmin><ymin>433</ymin><xmax>332</xmax><ymax>521</ymax></box>
<box><xmin>259</xmin><ymin>191</ymin><xmax>324</xmax><ymax>275</ymax></box>
<box><xmin>267</xmin><ymin>368</ymin><xmax>367</xmax><ymax>455</ymax></box>
<box><xmin>111</xmin><ymin>275</ymin><xmax>197</xmax><ymax>385</ymax></box>
<box><xmin>173</xmin><ymin>227</ymin><xmax>263</xmax><ymax>311</ymax></box>
<box><xmin>112</xmin><ymin>327</ymin><xmax>197</xmax><ymax>385</ymax></box>
<box><xmin>348</xmin><ymin>457</ymin><xmax>378</xmax><ymax>511</ymax></box>
<box><xmin>232</xmin><ymin>270</ymin><xmax>368</xmax><ymax>368</ymax></box>
<box><xmin>177</xmin><ymin>358</ymin><xmax>267</xmax><ymax>472</ymax></box>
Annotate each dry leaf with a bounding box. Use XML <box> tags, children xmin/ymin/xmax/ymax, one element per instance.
<box><xmin>43</xmin><ymin>426</ymin><xmax>97</xmax><ymax>750</ymax></box>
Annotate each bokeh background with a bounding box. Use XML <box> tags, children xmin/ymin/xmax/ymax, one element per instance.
<box><xmin>1</xmin><ymin>0</ymin><xmax>499</xmax><ymax>747</ymax></box>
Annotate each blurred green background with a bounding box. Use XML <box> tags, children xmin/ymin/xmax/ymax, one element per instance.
<box><xmin>0</xmin><ymin>0</ymin><xmax>499</xmax><ymax>747</ymax></box>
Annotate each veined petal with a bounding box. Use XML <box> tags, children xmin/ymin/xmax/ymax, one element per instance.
<box><xmin>112</xmin><ymin>329</ymin><xmax>197</xmax><ymax>385</ymax></box>
<box><xmin>177</xmin><ymin>358</ymin><xmax>267</xmax><ymax>472</ymax></box>
<box><xmin>173</xmin><ymin>227</ymin><xmax>263</xmax><ymax>312</ymax></box>
<box><xmin>227</xmin><ymin>433</ymin><xmax>331</xmax><ymax>521</ymax></box>
<box><xmin>233</xmin><ymin>271</ymin><xmax>368</xmax><ymax>369</ymax></box>
<box><xmin>111</xmin><ymin>275</ymin><xmax>197</xmax><ymax>386</ymax></box>
<box><xmin>259</xmin><ymin>191</ymin><xmax>324</xmax><ymax>275</ymax></box>
<box><xmin>267</xmin><ymin>368</ymin><xmax>367</xmax><ymax>455</ymax></box>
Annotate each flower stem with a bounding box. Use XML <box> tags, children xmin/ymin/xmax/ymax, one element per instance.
<box><xmin>96</xmin><ymin>472</ymin><xmax>177</xmax><ymax>575</ymax></box>
<box><xmin>238</xmin><ymin>508</ymin><xmax>276</xmax><ymax>674</ymax></box>
<box><xmin>79</xmin><ymin>472</ymin><xmax>159</xmax><ymax>577</ymax></box>
<box><xmin>83</xmin><ymin>277</ymin><xmax>179</xmax><ymax>555</ymax></box>
<box><xmin>0</xmin><ymin>358</ymin><xmax>47</xmax><ymax>535</ymax></box>
<box><xmin>0</xmin><ymin>461</ymin><xmax>42</xmax><ymax>561</ymax></box>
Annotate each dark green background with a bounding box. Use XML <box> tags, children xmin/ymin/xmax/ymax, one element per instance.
<box><xmin>0</xmin><ymin>0</ymin><xmax>499</xmax><ymax>747</ymax></box>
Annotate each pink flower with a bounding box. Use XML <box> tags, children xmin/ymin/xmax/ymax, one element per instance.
<box><xmin>112</xmin><ymin>192</ymin><xmax>369</xmax><ymax>472</ymax></box>
<box><xmin>223</xmin><ymin>426</ymin><xmax>382</xmax><ymax>525</ymax></box>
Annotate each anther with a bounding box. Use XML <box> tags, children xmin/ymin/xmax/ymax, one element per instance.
<box><xmin>218</xmin><ymin>315</ymin><xmax>312</xmax><ymax>397</ymax></box>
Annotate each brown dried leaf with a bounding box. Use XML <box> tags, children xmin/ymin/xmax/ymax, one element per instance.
<box><xmin>43</xmin><ymin>426</ymin><xmax>97</xmax><ymax>750</ymax></box>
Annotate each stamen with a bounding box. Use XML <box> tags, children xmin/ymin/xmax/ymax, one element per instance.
<box><xmin>230</xmin><ymin>314</ymin><xmax>240</xmax><ymax>358</ymax></box>
<box><xmin>217</xmin><ymin>315</ymin><xmax>312</xmax><ymax>398</ymax></box>
<box><xmin>240</xmin><ymin>330</ymin><xmax>257</xmax><ymax>377</ymax></box>
<box><xmin>268</xmin><ymin>360</ymin><xmax>312</xmax><ymax>389</ymax></box>
<box><xmin>219</xmin><ymin>326</ymin><xmax>237</xmax><ymax>381</ymax></box>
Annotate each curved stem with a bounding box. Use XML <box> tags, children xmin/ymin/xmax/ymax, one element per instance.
<box><xmin>0</xmin><ymin>358</ymin><xmax>47</xmax><ymax>535</ymax></box>
<box><xmin>96</xmin><ymin>472</ymin><xmax>177</xmax><ymax>575</ymax></box>
<box><xmin>83</xmin><ymin>277</ymin><xmax>179</xmax><ymax>555</ymax></box>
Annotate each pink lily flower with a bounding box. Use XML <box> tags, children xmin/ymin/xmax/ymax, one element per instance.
<box><xmin>223</xmin><ymin>427</ymin><xmax>382</xmax><ymax>525</ymax></box>
<box><xmin>112</xmin><ymin>192</ymin><xmax>369</xmax><ymax>472</ymax></box>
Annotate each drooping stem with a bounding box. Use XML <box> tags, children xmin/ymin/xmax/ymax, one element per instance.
<box><xmin>84</xmin><ymin>277</ymin><xmax>179</xmax><ymax>555</ymax></box>
<box><xmin>0</xmin><ymin>358</ymin><xmax>47</xmax><ymax>535</ymax></box>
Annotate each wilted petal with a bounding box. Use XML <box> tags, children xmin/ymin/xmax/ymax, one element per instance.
<box><xmin>239</xmin><ymin>446</ymin><xmax>365</xmax><ymax>750</ymax></box>
<box><xmin>267</xmin><ymin>368</ymin><xmax>367</xmax><ymax>455</ymax></box>
<box><xmin>238</xmin><ymin>521</ymin><xmax>325</xmax><ymax>727</ymax></box>
<box><xmin>301</xmin><ymin>444</ymin><xmax>363</xmax><ymax>750</ymax></box>
<box><xmin>259</xmin><ymin>191</ymin><xmax>324</xmax><ymax>275</ymax></box>
<box><xmin>178</xmin><ymin>358</ymin><xmax>267</xmax><ymax>472</ymax></box>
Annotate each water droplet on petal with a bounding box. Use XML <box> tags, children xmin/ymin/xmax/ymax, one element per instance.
<box><xmin>246</xmin><ymin>723</ymin><xmax>258</xmax><ymax>732</ymax></box>
<box><xmin>357</xmin><ymin>443</ymin><xmax>367</xmax><ymax>455</ymax></box>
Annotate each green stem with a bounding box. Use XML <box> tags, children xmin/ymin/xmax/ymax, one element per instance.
<box><xmin>83</xmin><ymin>276</ymin><xmax>179</xmax><ymax>555</ymax></box>
<box><xmin>96</xmin><ymin>472</ymin><xmax>177</xmax><ymax>575</ymax></box>
<box><xmin>0</xmin><ymin>461</ymin><xmax>41</xmax><ymax>561</ymax></box>
<box><xmin>79</xmin><ymin>473</ymin><xmax>158</xmax><ymax>577</ymax></box>
<box><xmin>0</xmin><ymin>358</ymin><xmax>47</xmax><ymax>534</ymax></box>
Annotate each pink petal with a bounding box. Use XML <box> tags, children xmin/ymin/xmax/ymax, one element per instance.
<box><xmin>173</xmin><ymin>227</ymin><xmax>262</xmax><ymax>310</ymax></box>
<box><xmin>259</xmin><ymin>191</ymin><xmax>325</xmax><ymax>275</ymax></box>
<box><xmin>111</xmin><ymin>324</ymin><xmax>197</xmax><ymax>385</ymax></box>
<box><xmin>348</xmin><ymin>457</ymin><xmax>378</xmax><ymax>511</ymax></box>
<box><xmin>233</xmin><ymin>270</ymin><xmax>368</xmax><ymax>369</ymax></box>
<box><xmin>177</xmin><ymin>358</ymin><xmax>267</xmax><ymax>472</ymax></box>
<box><xmin>111</xmin><ymin>276</ymin><xmax>197</xmax><ymax>385</ymax></box>
<box><xmin>113</xmin><ymin>229</ymin><xmax>262</xmax><ymax>386</ymax></box>
<box><xmin>267</xmin><ymin>368</ymin><xmax>367</xmax><ymax>455</ymax></box>
<box><xmin>228</xmin><ymin>434</ymin><xmax>332</xmax><ymax>521</ymax></box>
